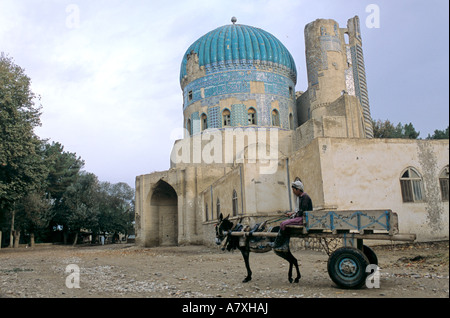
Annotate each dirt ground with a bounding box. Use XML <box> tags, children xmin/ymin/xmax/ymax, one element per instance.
<box><xmin>0</xmin><ymin>240</ymin><xmax>448</xmax><ymax>299</ymax></box>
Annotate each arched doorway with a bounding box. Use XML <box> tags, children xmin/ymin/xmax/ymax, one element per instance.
<box><xmin>150</xmin><ymin>180</ymin><xmax>178</xmax><ymax>246</ymax></box>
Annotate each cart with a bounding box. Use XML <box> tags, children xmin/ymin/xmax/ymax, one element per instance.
<box><xmin>229</xmin><ymin>210</ymin><xmax>416</xmax><ymax>289</ymax></box>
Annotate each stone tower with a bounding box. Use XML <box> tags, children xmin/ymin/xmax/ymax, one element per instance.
<box><xmin>303</xmin><ymin>16</ymin><xmax>373</xmax><ymax>138</ymax></box>
<box><xmin>346</xmin><ymin>16</ymin><xmax>373</xmax><ymax>138</ymax></box>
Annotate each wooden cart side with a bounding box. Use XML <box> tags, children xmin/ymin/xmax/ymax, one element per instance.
<box><xmin>225</xmin><ymin>209</ymin><xmax>414</xmax><ymax>242</ymax></box>
<box><xmin>303</xmin><ymin>210</ymin><xmax>400</xmax><ymax>235</ymax></box>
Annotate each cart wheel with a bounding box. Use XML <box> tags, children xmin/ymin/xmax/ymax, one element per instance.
<box><xmin>363</xmin><ymin>245</ymin><xmax>378</xmax><ymax>266</ymax></box>
<box><xmin>327</xmin><ymin>247</ymin><xmax>370</xmax><ymax>289</ymax></box>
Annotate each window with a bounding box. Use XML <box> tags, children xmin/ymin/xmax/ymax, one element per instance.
<box><xmin>232</xmin><ymin>190</ymin><xmax>238</xmax><ymax>216</ymax></box>
<box><xmin>400</xmin><ymin>167</ymin><xmax>424</xmax><ymax>203</ymax></box>
<box><xmin>201</xmin><ymin>113</ymin><xmax>208</xmax><ymax>131</ymax></box>
<box><xmin>222</xmin><ymin>109</ymin><xmax>231</xmax><ymax>127</ymax></box>
<box><xmin>289</xmin><ymin>113</ymin><xmax>294</xmax><ymax>130</ymax></box>
<box><xmin>216</xmin><ymin>198</ymin><xmax>221</xmax><ymax>219</ymax></box>
<box><xmin>205</xmin><ymin>203</ymin><xmax>209</xmax><ymax>221</ymax></box>
<box><xmin>186</xmin><ymin>119</ymin><xmax>191</xmax><ymax>137</ymax></box>
<box><xmin>188</xmin><ymin>90</ymin><xmax>193</xmax><ymax>101</ymax></box>
<box><xmin>439</xmin><ymin>166</ymin><xmax>449</xmax><ymax>201</ymax></box>
<box><xmin>271</xmin><ymin>109</ymin><xmax>280</xmax><ymax>127</ymax></box>
<box><xmin>248</xmin><ymin>108</ymin><xmax>256</xmax><ymax>125</ymax></box>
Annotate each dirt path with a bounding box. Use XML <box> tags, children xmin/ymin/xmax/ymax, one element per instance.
<box><xmin>0</xmin><ymin>241</ymin><xmax>448</xmax><ymax>298</ymax></box>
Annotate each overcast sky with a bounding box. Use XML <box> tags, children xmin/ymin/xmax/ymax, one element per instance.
<box><xmin>1</xmin><ymin>0</ymin><xmax>448</xmax><ymax>188</ymax></box>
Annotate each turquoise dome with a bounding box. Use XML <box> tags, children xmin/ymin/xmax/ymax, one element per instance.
<box><xmin>180</xmin><ymin>21</ymin><xmax>297</xmax><ymax>84</ymax></box>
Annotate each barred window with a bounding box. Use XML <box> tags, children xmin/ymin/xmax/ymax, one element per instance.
<box><xmin>248</xmin><ymin>108</ymin><xmax>256</xmax><ymax>125</ymax></box>
<box><xmin>439</xmin><ymin>166</ymin><xmax>449</xmax><ymax>201</ymax></box>
<box><xmin>400</xmin><ymin>167</ymin><xmax>424</xmax><ymax>203</ymax></box>
<box><xmin>222</xmin><ymin>109</ymin><xmax>231</xmax><ymax>127</ymax></box>
<box><xmin>272</xmin><ymin>109</ymin><xmax>280</xmax><ymax>127</ymax></box>
<box><xmin>201</xmin><ymin>113</ymin><xmax>208</xmax><ymax>131</ymax></box>
<box><xmin>232</xmin><ymin>190</ymin><xmax>238</xmax><ymax>216</ymax></box>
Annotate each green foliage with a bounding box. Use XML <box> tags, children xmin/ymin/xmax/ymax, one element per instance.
<box><xmin>1</xmin><ymin>53</ymin><xmax>134</xmax><ymax>246</ymax></box>
<box><xmin>44</xmin><ymin>141</ymin><xmax>84</xmax><ymax>202</ymax></box>
<box><xmin>426</xmin><ymin>126</ymin><xmax>449</xmax><ymax>140</ymax></box>
<box><xmin>0</xmin><ymin>53</ymin><xmax>44</xmax><ymax>206</ymax></box>
<box><xmin>15</xmin><ymin>190</ymin><xmax>52</xmax><ymax>234</ymax></box>
<box><xmin>372</xmin><ymin>119</ymin><xmax>420</xmax><ymax>139</ymax></box>
<box><xmin>59</xmin><ymin>172</ymin><xmax>100</xmax><ymax>233</ymax></box>
<box><xmin>98</xmin><ymin>182</ymin><xmax>135</xmax><ymax>235</ymax></box>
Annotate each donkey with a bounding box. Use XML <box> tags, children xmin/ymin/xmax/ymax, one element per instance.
<box><xmin>215</xmin><ymin>213</ymin><xmax>301</xmax><ymax>283</ymax></box>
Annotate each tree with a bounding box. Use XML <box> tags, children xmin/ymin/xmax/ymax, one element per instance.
<box><xmin>43</xmin><ymin>141</ymin><xmax>84</xmax><ymax>242</ymax></box>
<box><xmin>8</xmin><ymin>139</ymin><xmax>52</xmax><ymax>246</ymax></box>
<box><xmin>58</xmin><ymin>171</ymin><xmax>100</xmax><ymax>245</ymax></box>
<box><xmin>14</xmin><ymin>190</ymin><xmax>52</xmax><ymax>247</ymax></box>
<box><xmin>427</xmin><ymin>126</ymin><xmax>449</xmax><ymax>140</ymax></box>
<box><xmin>400</xmin><ymin>122</ymin><xmax>420</xmax><ymax>139</ymax></box>
<box><xmin>97</xmin><ymin>182</ymin><xmax>134</xmax><ymax>242</ymax></box>
<box><xmin>372</xmin><ymin>119</ymin><xmax>397</xmax><ymax>138</ymax></box>
<box><xmin>0</xmin><ymin>53</ymin><xmax>46</xmax><ymax>247</ymax></box>
<box><xmin>1</xmin><ymin>53</ymin><xmax>133</xmax><ymax>247</ymax></box>
<box><xmin>44</xmin><ymin>141</ymin><xmax>85</xmax><ymax>202</ymax></box>
<box><xmin>372</xmin><ymin>119</ymin><xmax>420</xmax><ymax>139</ymax></box>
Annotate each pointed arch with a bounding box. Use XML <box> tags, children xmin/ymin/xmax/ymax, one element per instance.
<box><xmin>149</xmin><ymin>180</ymin><xmax>178</xmax><ymax>246</ymax></box>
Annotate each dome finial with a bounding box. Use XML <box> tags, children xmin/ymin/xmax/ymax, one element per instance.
<box><xmin>231</xmin><ymin>17</ymin><xmax>237</xmax><ymax>24</ymax></box>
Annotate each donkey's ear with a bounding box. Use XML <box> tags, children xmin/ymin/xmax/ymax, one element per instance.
<box><xmin>219</xmin><ymin>213</ymin><xmax>223</xmax><ymax>221</ymax></box>
<box><xmin>224</xmin><ymin>214</ymin><xmax>230</xmax><ymax>220</ymax></box>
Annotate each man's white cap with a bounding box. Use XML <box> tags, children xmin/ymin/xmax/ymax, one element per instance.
<box><xmin>292</xmin><ymin>180</ymin><xmax>304</xmax><ymax>191</ymax></box>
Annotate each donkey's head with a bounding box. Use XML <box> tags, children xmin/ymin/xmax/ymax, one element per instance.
<box><xmin>215</xmin><ymin>213</ymin><xmax>233</xmax><ymax>245</ymax></box>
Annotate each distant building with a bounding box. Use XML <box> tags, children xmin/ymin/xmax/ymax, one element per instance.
<box><xmin>135</xmin><ymin>16</ymin><xmax>449</xmax><ymax>247</ymax></box>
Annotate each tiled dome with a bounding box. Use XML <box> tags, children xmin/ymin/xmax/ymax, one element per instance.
<box><xmin>180</xmin><ymin>19</ymin><xmax>297</xmax><ymax>84</ymax></box>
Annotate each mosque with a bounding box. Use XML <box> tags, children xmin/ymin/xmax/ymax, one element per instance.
<box><xmin>135</xmin><ymin>16</ymin><xmax>449</xmax><ymax>247</ymax></box>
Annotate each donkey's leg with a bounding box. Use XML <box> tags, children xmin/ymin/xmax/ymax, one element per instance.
<box><xmin>290</xmin><ymin>252</ymin><xmax>301</xmax><ymax>283</ymax></box>
<box><xmin>288</xmin><ymin>260</ymin><xmax>294</xmax><ymax>283</ymax></box>
<box><xmin>240</xmin><ymin>248</ymin><xmax>252</xmax><ymax>283</ymax></box>
<box><xmin>275</xmin><ymin>250</ymin><xmax>301</xmax><ymax>283</ymax></box>
<box><xmin>274</xmin><ymin>250</ymin><xmax>293</xmax><ymax>283</ymax></box>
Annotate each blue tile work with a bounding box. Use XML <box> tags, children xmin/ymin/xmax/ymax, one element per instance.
<box><xmin>231</xmin><ymin>104</ymin><xmax>247</xmax><ymax>126</ymax></box>
<box><xmin>309</xmin><ymin>35</ymin><xmax>342</xmax><ymax>77</ymax></box>
<box><xmin>183</xmin><ymin>68</ymin><xmax>295</xmax><ymax>130</ymax></box>
<box><xmin>207</xmin><ymin>106</ymin><xmax>220</xmax><ymax>129</ymax></box>
<box><xmin>180</xmin><ymin>23</ymin><xmax>297</xmax><ymax>84</ymax></box>
<box><xmin>183</xmin><ymin>70</ymin><xmax>294</xmax><ymax>108</ymax></box>
<box><xmin>307</xmin><ymin>22</ymin><xmax>343</xmax><ymax>87</ymax></box>
<box><xmin>320</xmin><ymin>35</ymin><xmax>342</xmax><ymax>53</ymax></box>
<box><xmin>306</xmin><ymin>54</ymin><xmax>320</xmax><ymax>87</ymax></box>
<box><xmin>191</xmin><ymin>112</ymin><xmax>200</xmax><ymax>135</ymax></box>
<box><xmin>180</xmin><ymin>22</ymin><xmax>298</xmax><ymax>132</ymax></box>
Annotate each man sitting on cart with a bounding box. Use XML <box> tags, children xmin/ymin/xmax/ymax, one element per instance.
<box><xmin>282</xmin><ymin>180</ymin><xmax>313</xmax><ymax>229</ymax></box>
<box><xmin>273</xmin><ymin>180</ymin><xmax>313</xmax><ymax>251</ymax></box>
